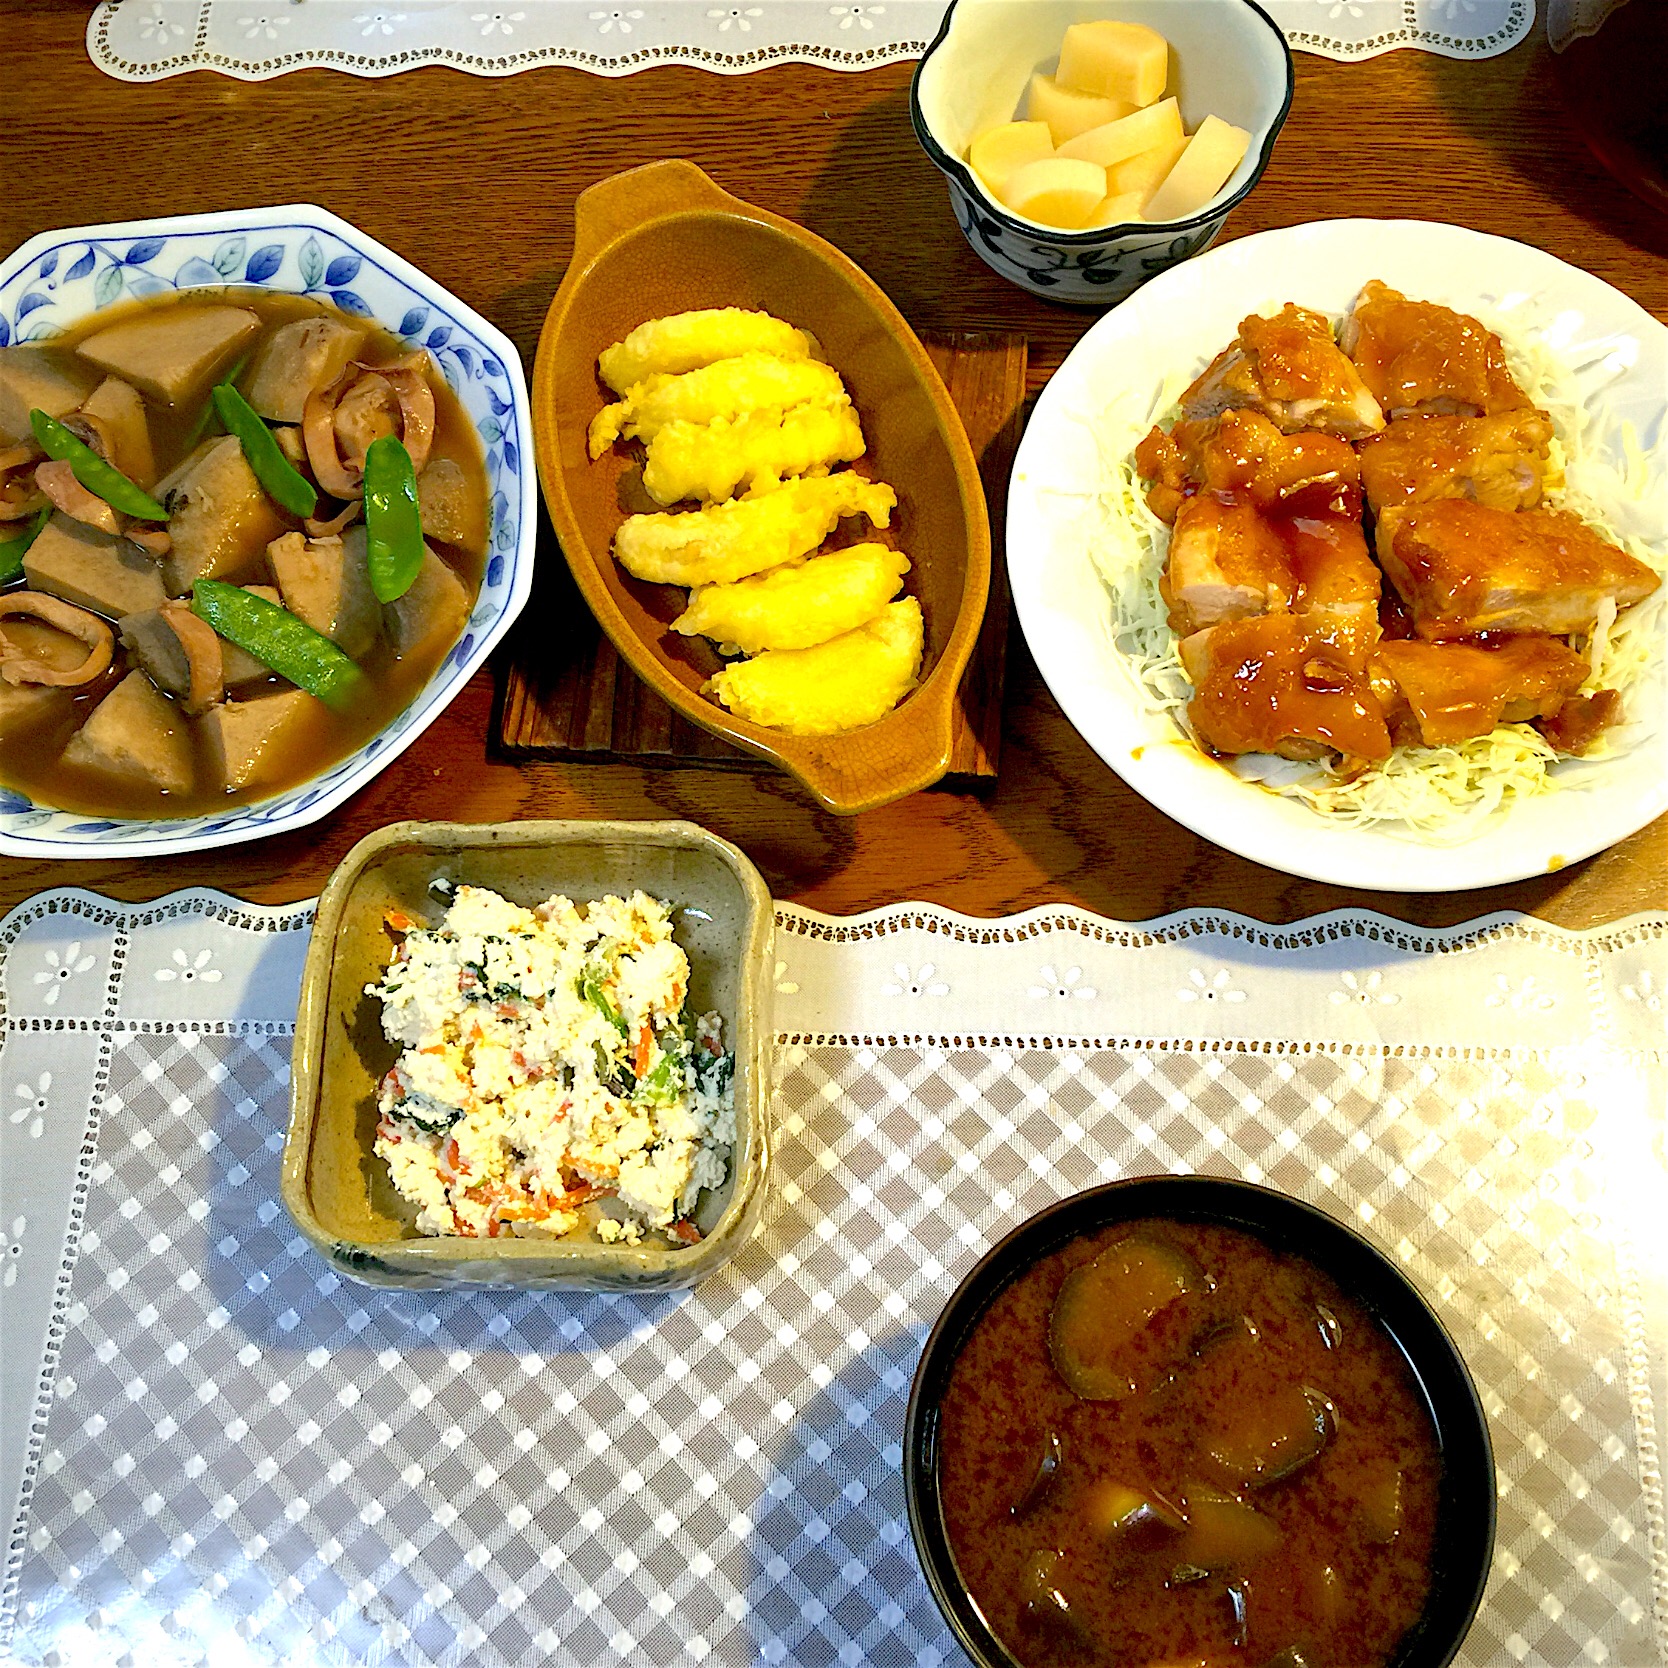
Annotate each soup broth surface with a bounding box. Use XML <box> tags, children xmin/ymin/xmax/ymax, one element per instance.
<box><xmin>938</xmin><ymin>1218</ymin><xmax>1440</xmax><ymax>1668</ymax></box>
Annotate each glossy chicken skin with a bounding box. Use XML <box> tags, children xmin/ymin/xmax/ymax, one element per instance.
<box><xmin>1180</xmin><ymin>614</ymin><xmax>1393</xmax><ymax>764</ymax></box>
<box><xmin>1357</xmin><ymin>410</ymin><xmax>1553</xmax><ymax>515</ymax></box>
<box><xmin>1341</xmin><ymin>282</ymin><xmax>1527</xmax><ymax>417</ymax></box>
<box><xmin>1369</xmin><ymin>636</ymin><xmax>1591</xmax><ymax>747</ymax></box>
<box><xmin>1375</xmin><ymin>500</ymin><xmax>1660</xmax><ymax>638</ymax></box>
<box><xmin>1136</xmin><ymin>408</ymin><xmax>1361</xmax><ymax>525</ymax></box>
<box><xmin>1180</xmin><ymin>306</ymin><xmax>1386</xmax><ymax>441</ymax></box>
<box><xmin>1162</xmin><ymin>493</ymin><xmax>1380</xmax><ymax>644</ymax></box>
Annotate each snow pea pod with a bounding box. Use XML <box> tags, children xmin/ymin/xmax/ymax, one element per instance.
<box><xmin>0</xmin><ymin>506</ymin><xmax>50</xmax><ymax>585</ymax></box>
<box><xmin>191</xmin><ymin>580</ymin><xmax>367</xmax><ymax>712</ymax></box>
<box><xmin>29</xmin><ymin>409</ymin><xmax>167</xmax><ymax>521</ymax></box>
<box><xmin>212</xmin><ymin>382</ymin><xmax>318</xmax><ymax>518</ymax></box>
<box><xmin>362</xmin><ymin>433</ymin><xmax>424</xmax><ymax>603</ymax></box>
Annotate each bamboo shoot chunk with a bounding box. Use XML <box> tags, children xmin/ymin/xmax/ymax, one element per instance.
<box><xmin>1089</xmin><ymin>190</ymin><xmax>1148</xmax><ymax>228</ymax></box>
<box><xmin>1145</xmin><ymin>115</ymin><xmax>1252</xmax><ymax>221</ymax></box>
<box><xmin>1057</xmin><ymin>20</ymin><xmax>1169</xmax><ymax>107</ymax></box>
<box><xmin>1002</xmin><ymin>157</ymin><xmax>1110</xmax><ymax>229</ymax></box>
<box><xmin>1057</xmin><ymin>97</ymin><xmax>1184</xmax><ymax>168</ymax></box>
<box><xmin>969</xmin><ymin>121</ymin><xmax>1056</xmax><ymax>198</ymax></box>
<box><xmin>1106</xmin><ymin>136</ymin><xmax>1190</xmax><ymax>203</ymax></box>
<box><xmin>1026</xmin><ymin>74</ymin><xmax>1135</xmax><ymax>145</ymax></box>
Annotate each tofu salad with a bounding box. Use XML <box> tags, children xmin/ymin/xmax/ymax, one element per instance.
<box><xmin>369</xmin><ymin>884</ymin><xmax>734</xmax><ymax>1244</ymax></box>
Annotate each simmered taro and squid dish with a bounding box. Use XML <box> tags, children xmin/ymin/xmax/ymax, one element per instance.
<box><xmin>938</xmin><ymin>1219</ymin><xmax>1441</xmax><ymax>1668</ymax></box>
<box><xmin>1099</xmin><ymin>284</ymin><xmax>1663</xmax><ymax>835</ymax></box>
<box><xmin>0</xmin><ymin>289</ymin><xmax>488</xmax><ymax>819</ymax></box>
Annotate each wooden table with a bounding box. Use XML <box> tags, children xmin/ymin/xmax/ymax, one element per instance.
<box><xmin>5</xmin><ymin>8</ymin><xmax>1665</xmax><ymax>927</ymax></box>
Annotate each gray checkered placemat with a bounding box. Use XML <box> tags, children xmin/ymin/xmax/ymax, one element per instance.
<box><xmin>3</xmin><ymin>895</ymin><xmax>1666</xmax><ymax>1667</ymax></box>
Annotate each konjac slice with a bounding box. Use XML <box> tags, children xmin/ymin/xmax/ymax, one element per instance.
<box><xmin>1047</xmin><ymin>1236</ymin><xmax>1199</xmax><ymax>1400</ymax></box>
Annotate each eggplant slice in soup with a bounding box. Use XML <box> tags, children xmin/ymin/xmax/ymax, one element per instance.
<box><xmin>0</xmin><ymin>289</ymin><xmax>488</xmax><ymax>820</ymax></box>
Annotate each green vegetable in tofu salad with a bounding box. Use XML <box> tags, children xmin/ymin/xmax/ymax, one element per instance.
<box><xmin>190</xmin><ymin>579</ymin><xmax>367</xmax><ymax>711</ymax></box>
<box><xmin>363</xmin><ymin>433</ymin><xmax>425</xmax><ymax>603</ymax></box>
<box><xmin>212</xmin><ymin>381</ymin><xmax>319</xmax><ymax>518</ymax></box>
<box><xmin>29</xmin><ymin>408</ymin><xmax>168</xmax><ymax>521</ymax></box>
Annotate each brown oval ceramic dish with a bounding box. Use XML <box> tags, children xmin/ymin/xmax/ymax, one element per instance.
<box><xmin>531</xmin><ymin>159</ymin><xmax>991</xmax><ymax>816</ymax></box>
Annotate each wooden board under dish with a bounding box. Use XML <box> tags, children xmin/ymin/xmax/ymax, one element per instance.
<box><xmin>493</xmin><ymin>331</ymin><xmax>1027</xmax><ymax>788</ymax></box>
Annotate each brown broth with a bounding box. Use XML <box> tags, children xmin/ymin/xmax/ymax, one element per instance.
<box><xmin>0</xmin><ymin>289</ymin><xmax>487</xmax><ymax>819</ymax></box>
<box><xmin>938</xmin><ymin>1219</ymin><xmax>1440</xmax><ymax>1668</ymax></box>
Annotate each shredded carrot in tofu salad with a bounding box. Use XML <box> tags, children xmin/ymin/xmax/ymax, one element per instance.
<box><xmin>368</xmin><ymin>884</ymin><xmax>734</xmax><ymax>1244</ymax></box>
<box><xmin>1078</xmin><ymin>299</ymin><xmax>1666</xmax><ymax>841</ymax></box>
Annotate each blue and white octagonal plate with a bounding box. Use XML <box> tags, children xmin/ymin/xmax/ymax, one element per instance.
<box><xmin>0</xmin><ymin>203</ymin><xmax>535</xmax><ymax>858</ymax></box>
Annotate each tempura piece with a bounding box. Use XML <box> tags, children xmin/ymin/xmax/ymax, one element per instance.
<box><xmin>1180</xmin><ymin>304</ymin><xmax>1385</xmax><ymax>440</ymax></box>
<box><xmin>588</xmin><ymin>354</ymin><xmax>847</xmax><ymax>458</ymax></box>
<box><xmin>1356</xmin><ymin>410</ymin><xmax>1553</xmax><ymax>514</ymax></box>
<box><xmin>642</xmin><ymin>400</ymin><xmax>865</xmax><ymax>506</ymax></box>
<box><xmin>613</xmin><ymin>474</ymin><xmax>897</xmax><ymax>587</ymax></box>
<box><xmin>1341</xmin><ymin>281</ymin><xmax>1528</xmax><ymax>417</ymax></box>
<box><xmin>1369</xmin><ymin>636</ymin><xmax>1590</xmax><ymax>748</ymax></box>
<box><xmin>705</xmin><ymin>597</ymin><xmax>923</xmax><ymax>735</ymax></box>
<box><xmin>673</xmin><ymin>542</ymin><xmax>909</xmax><ymax>654</ymax></box>
<box><xmin>598</xmin><ymin>308</ymin><xmax>819</xmax><ymax>396</ymax></box>
<box><xmin>1375</xmin><ymin>500</ymin><xmax>1660</xmax><ymax>638</ymax></box>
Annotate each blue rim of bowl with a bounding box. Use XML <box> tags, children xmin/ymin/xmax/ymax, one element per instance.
<box><xmin>908</xmin><ymin>0</ymin><xmax>1295</xmax><ymax>245</ymax></box>
<box><xmin>903</xmin><ymin>1174</ymin><xmax>1498</xmax><ymax>1668</ymax></box>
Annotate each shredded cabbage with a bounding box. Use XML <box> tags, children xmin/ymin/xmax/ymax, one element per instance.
<box><xmin>1078</xmin><ymin>300</ymin><xmax>1667</xmax><ymax>843</ymax></box>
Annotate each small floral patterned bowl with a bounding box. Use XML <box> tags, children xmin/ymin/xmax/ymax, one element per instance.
<box><xmin>0</xmin><ymin>203</ymin><xmax>535</xmax><ymax>859</ymax></box>
<box><xmin>910</xmin><ymin>0</ymin><xmax>1293</xmax><ymax>305</ymax></box>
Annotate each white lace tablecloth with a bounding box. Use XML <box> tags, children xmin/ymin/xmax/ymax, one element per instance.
<box><xmin>2</xmin><ymin>891</ymin><xmax>1665</xmax><ymax>1668</ymax></box>
<box><xmin>87</xmin><ymin>0</ymin><xmax>1536</xmax><ymax>80</ymax></box>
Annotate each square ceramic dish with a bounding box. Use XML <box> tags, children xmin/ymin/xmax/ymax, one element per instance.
<box><xmin>281</xmin><ymin>819</ymin><xmax>775</xmax><ymax>1289</ymax></box>
<box><xmin>532</xmin><ymin>160</ymin><xmax>991</xmax><ymax>816</ymax></box>
<box><xmin>0</xmin><ymin>204</ymin><xmax>536</xmax><ymax>859</ymax></box>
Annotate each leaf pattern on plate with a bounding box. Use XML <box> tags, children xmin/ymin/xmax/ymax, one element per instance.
<box><xmin>244</xmin><ymin>243</ymin><xmax>285</xmax><ymax>284</ymax></box>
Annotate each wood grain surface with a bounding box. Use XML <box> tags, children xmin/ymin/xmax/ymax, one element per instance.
<box><xmin>3</xmin><ymin>7</ymin><xmax>1664</xmax><ymax>926</ymax></box>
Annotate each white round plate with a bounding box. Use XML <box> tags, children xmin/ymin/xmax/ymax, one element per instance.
<box><xmin>1006</xmin><ymin>218</ymin><xmax>1668</xmax><ymax>892</ymax></box>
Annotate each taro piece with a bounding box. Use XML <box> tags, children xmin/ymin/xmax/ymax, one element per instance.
<box><xmin>1048</xmin><ymin>1237</ymin><xmax>1199</xmax><ymax>1401</ymax></box>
